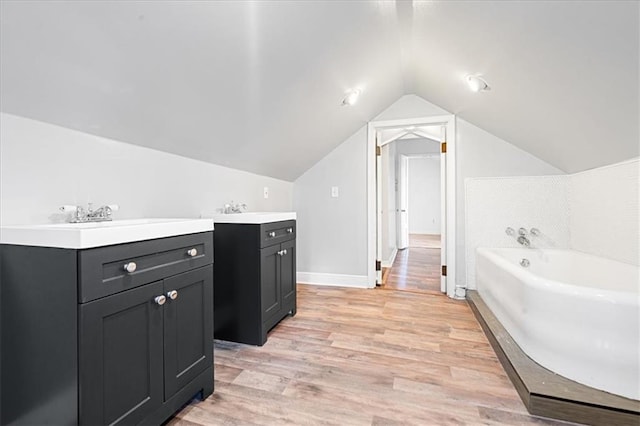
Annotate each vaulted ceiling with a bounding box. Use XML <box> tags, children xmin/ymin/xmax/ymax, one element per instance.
<box><xmin>1</xmin><ymin>1</ymin><xmax>638</xmax><ymax>181</ymax></box>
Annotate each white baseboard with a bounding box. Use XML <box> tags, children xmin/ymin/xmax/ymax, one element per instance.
<box><xmin>381</xmin><ymin>248</ymin><xmax>398</xmax><ymax>268</ymax></box>
<box><xmin>297</xmin><ymin>272</ymin><xmax>371</xmax><ymax>288</ymax></box>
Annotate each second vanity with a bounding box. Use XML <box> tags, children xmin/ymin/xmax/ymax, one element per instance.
<box><xmin>0</xmin><ymin>219</ymin><xmax>214</xmax><ymax>425</ymax></box>
<box><xmin>212</xmin><ymin>212</ymin><xmax>297</xmax><ymax>346</ymax></box>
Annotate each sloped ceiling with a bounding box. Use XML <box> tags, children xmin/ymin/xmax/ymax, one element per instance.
<box><xmin>1</xmin><ymin>1</ymin><xmax>638</xmax><ymax>181</ymax></box>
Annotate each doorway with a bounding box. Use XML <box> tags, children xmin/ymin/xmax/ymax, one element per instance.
<box><xmin>379</xmin><ymin>139</ymin><xmax>443</xmax><ymax>293</ymax></box>
<box><xmin>366</xmin><ymin>115</ymin><xmax>457</xmax><ymax>298</ymax></box>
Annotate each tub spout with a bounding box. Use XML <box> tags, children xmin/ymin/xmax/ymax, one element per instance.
<box><xmin>517</xmin><ymin>236</ymin><xmax>531</xmax><ymax>247</ymax></box>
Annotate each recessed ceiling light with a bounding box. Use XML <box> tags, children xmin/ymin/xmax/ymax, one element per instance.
<box><xmin>341</xmin><ymin>89</ymin><xmax>361</xmax><ymax>106</ymax></box>
<box><xmin>465</xmin><ymin>74</ymin><xmax>490</xmax><ymax>92</ymax></box>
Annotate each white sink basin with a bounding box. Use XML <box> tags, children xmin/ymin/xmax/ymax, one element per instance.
<box><xmin>0</xmin><ymin>218</ymin><xmax>214</xmax><ymax>249</ymax></box>
<box><xmin>211</xmin><ymin>212</ymin><xmax>296</xmax><ymax>224</ymax></box>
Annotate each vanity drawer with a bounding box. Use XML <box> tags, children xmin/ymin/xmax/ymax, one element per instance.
<box><xmin>78</xmin><ymin>232</ymin><xmax>213</xmax><ymax>303</ymax></box>
<box><xmin>260</xmin><ymin>220</ymin><xmax>295</xmax><ymax>248</ymax></box>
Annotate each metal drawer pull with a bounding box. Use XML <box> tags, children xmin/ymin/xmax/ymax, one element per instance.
<box><xmin>123</xmin><ymin>262</ymin><xmax>137</xmax><ymax>273</ymax></box>
<box><xmin>154</xmin><ymin>295</ymin><xmax>166</xmax><ymax>306</ymax></box>
<box><xmin>187</xmin><ymin>248</ymin><xmax>198</xmax><ymax>257</ymax></box>
<box><xmin>166</xmin><ymin>290</ymin><xmax>178</xmax><ymax>300</ymax></box>
<box><xmin>287</xmin><ymin>228</ymin><xmax>293</xmax><ymax>233</ymax></box>
<box><xmin>268</xmin><ymin>231</ymin><xmax>276</xmax><ymax>238</ymax></box>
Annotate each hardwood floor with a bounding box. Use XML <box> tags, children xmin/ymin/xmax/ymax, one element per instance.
<box><xmin>168</xmin><ymin>285</ymin><xmax>574</xmax><ymax>425</ymax></box>
<box><xmin>409</xmin><ymin>233</ymin><xmax>441</xmax><ymax>249</ymax></box>
<box><xmin>384</xmin><ymin>234</ymin><xmax>441</xmax><ymax>293</ymax></box>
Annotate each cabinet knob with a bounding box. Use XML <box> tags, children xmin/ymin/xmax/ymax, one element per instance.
<box><xmin>287</xmin><ymin>228</ymin><xmax>293</xmax><ymax>233</ymax></box>
<box><xmin>167</xmin><ymin>290</ymin><xmax>178</xmax><ymax>300</ymax></box>
<box><xmin>154</xmin><ymin>295</ymin><xmax>166</xmax><ymax>306</ymax></box>
<box><xmin>268</xmin><ymin>231</ymin><xmax>276</xmax><ymax>238</ymax></box>
<box><xmin>123</xmin><ymin>262</ymin><xmax>137</xmax><ymax>273</ymax></box>
<box><xmin>187</xmin><ymin>248</ymin><xmax>198</xmax><ymax>257</ymax></box>
<box><xmin>283</xmin><ymin>249</ymin><xmax>287</xmax><ymax>255</ymax></box>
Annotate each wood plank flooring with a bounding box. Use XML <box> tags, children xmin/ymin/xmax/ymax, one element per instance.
<box><xmin>409</xmin><ymin>234</ymin><xmax>441</xmax><ymax>249</ymax></box>
<box><xmin>168</xmin><ymin>285</ymin><xmax>575</xmax><ymax>425</ymax></box>
<box><xmin>384</xmin><ymin>234</ymin><xmax>441</xmax><ymax>293</ymax></box>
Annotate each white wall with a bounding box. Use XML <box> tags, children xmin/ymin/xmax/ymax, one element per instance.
<box><xmin>293</xmin><ymin>94</ymin><xmax>563</xmax><ymax>288</ymax></box>
<box><xmin>293</xmin><ymin>126</ymin><xmax>369</xmax><ymax>281</ymax></box>
<box><xmin>396</xmin><ymin>138</ymin><xmax>440</xmax><ymax>156</ymax></box>
<box><xmin>408</xmin><ymin>157</ymin><xmax>441</xmax><ymax>235</ymax></box>
<box><xmin>0</xmin><ymin>113</ymin><xmax>293</xmax><ymax>226</ymax></box>
<box><xmin>569</xmin><ymin>158</ymin><xmax>639</xmax><ymax>266</ymax></box>
<box><xmin>464</xmin><ymin>158</ymin><xmax>639</xmax><ymax>289</ymax></box>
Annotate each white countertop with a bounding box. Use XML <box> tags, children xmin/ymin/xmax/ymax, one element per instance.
<box><xmin>211</xmin><ymin>212</ymin><xmax>296</xmax><ymax>224</ymax></box>
<box><xmin>0</xmin><ymin>218</ymin><xmax>214</xmax><ymax>249</ymax></box>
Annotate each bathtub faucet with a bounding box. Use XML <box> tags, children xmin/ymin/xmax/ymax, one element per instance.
<box><xmin>517</xmin><ymin>235</ymin><xmax>531</xmax><ymax>247</ymax></box>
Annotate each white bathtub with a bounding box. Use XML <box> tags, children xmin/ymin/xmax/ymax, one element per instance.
<box><xmin>476</xmin><ymin>247</ymin><xmax>640</xmax><ymax>400</ymax></box>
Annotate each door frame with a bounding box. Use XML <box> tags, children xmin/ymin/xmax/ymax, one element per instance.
<box><xmin>367</xmin><ymin>115</ymin><xmax>457</xmax><ymax>298</ymax></box>
<box><xmin>397</xmin><ymin>154</ymin><xmax>410</xmax><ymax>251</ymax></box>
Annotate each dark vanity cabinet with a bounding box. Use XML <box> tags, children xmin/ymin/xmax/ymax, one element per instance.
<box><xmin>214</xmin><ymin>220</ymin><xmax>296</xmax><ymax>346</ymax></box>
<box><xmin>0</xmin><ymin>232</ymin><xmax>214</xmax><ymax>425</ymax></box>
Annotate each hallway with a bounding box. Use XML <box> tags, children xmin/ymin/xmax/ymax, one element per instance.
<box><xmin>383</xmin><ymin>234</ymin><xmax>442</xmax><ymax>294</ymax></box>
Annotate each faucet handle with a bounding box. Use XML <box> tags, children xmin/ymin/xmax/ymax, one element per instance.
<box><xmin>505</xmin><ymin>227</ymin><xmax>515</xmax><ymax>236</ymax></box>
<box><xmin>107</xmin><ymin>204</ymin><xmax>119</xmax><ymax>212</ymax></box>
<box><xmin>530</xmin><ymin>227</ymin><xmax>540</xmax><ymax>236</ymax></box>
<box><xmin>518</xmin><ymin>227</ymin><xmax>528</xmax><ymax>236</ymax></box>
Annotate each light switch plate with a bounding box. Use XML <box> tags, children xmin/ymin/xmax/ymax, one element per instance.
<box><xmin>331</xmin><ymin>186</ymin><xmax>339</xmax><ymax>198</ymax></box>
<box><xmin>263</xmin><ymin>187</ymin><xmax>269</xmax><ymax>199</ymax></box>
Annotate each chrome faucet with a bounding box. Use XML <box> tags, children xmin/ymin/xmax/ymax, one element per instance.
<box><xmin>517</xmin><ymin>235</ymin><xmax>531</xmax><ymax>247</ymax></box>
<box><xmin>60</xmin><ymin>204</ymin><xmax>119</xmax><ymax>223</ymax></box>
<box><xmin>222</xmin><ymin>201</ymin><xmax>247</xmax><ymax>214</ymax></box>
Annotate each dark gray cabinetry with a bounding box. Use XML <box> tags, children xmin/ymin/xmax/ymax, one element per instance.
<box><xmin>79</xmin><ymin>281</ymin><xmax>164</xmax><ymax>426</ymax></box>
<box><xmin>214</xmin><ymin>220</ymin><xmax>296</xmax><ymax>346</ymax></box>
<box><xmin>163</xmin><ymin>267</ymin><xmax>213</xmax><ymax>399</ymax></box>
<box><xmin>0</xmin><ymin>232</ymin><xmax>214</xmax><ymax>425</ymax></box>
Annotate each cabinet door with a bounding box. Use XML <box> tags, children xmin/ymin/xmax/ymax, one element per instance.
<box><xmin>260</xmin><ymin>244</ymin><xmax>281</xmax><ymax>323</ymax></box>
<box><xmin>280</xmin><ymin>239</ymin><xmax>296</xmax><ymax>308</ymax></box>
<box><xmin>163</xmin><ymin>266</ymin><xmax>214</xmax><ymax>400</ymax></box>
<box><xmin>79</xmin><ymin>281</ymin><xmax>164</xmax><ymax>426</ymax></box>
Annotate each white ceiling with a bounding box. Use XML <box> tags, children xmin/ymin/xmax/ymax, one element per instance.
<box><xmin>1</xmin><ymin>1</ymin><xmax>638</xmax><ymax>180</ymax></box>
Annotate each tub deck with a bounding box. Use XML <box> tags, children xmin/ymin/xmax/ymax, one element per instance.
<box><xmin>467</xmin><ymin>290</ymin><xmax>640</xmax><ymax>426</ymax></box>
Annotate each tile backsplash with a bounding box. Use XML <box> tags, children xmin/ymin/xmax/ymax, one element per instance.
<box><xmin>465</xmin><ymin>176</ymin><xmax>571</xmax><ymax>289</ymax></box>
<box><xmin>465</xmin><ymin>158</ymin><xmax>639</xmax><ymax>289</ymax></box>
<box><xmin>569</xmin><ymin>158</ymin><xmax>639</xmax><ymax>266</ymax></box>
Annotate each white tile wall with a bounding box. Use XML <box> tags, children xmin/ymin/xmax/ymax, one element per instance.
<box><xmin>465</xmin><ymin>176</ymin><xmax>570</xmax><ymax>289</ymax></box>
<box><xmin>465</xmin><ymin>158</ymin><xmax>640</xmax><ymax>289</ymax></box>
<box><xmin>570</xmin><ymin>158</ymin><xmax>639</xmax><ymax>266</ymax></box>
